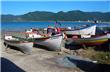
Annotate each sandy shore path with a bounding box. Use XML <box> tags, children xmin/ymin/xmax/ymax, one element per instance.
<box><xmin>1</xmin><ymin>39</ymin><xmax>80</xmax><ymax>72</ymax></box>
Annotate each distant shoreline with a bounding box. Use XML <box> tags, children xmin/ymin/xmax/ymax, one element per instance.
<box><xmin>1</xmin><ymin>21</ymin><xmax>110</xmax><ymax>23</ymax></box>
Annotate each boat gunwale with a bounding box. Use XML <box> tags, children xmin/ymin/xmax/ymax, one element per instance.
<box><xmin>65</xmin><ymin>25</ymin><xmax>96</xmax><ymax>31</ymax></box>
<box><xmin>4</xmin><ymin>40</ymin><xmax>33</xmax><ymax>44</ymax></box>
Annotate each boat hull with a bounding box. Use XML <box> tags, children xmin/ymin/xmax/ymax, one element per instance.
<box><xmin>73</xmin><ymin>38</ymin><xmax>108</xmax><ymax>45</ymax></box>
<box><xmin>4</xmin><ymin>40</ymin><xmax>33</xmax><ymax>54</ymax></box>
<box><xmin>65</xmin><ymin>25</ymin><xmax>96</xmax><ymax>35</ymax></box>
<box><xmin>34</xmin><ymin>36</ymin><xmax>63</xmax><ymax>51</ymax></box>
<box><xmin>66</xmin><ymin>34</ymin><xmax>109</xmax><ymax>46</ymax></box>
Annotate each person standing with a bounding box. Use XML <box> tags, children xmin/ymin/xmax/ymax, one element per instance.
<box><xmin>56</xmin><ymin>27</ymin><xmax>61</xmax><ymax>34</ymax></box>
<box><xmin>47</xmin><ymin>26</ymin><xmax>54</xmax><ymax>36</ymax></box>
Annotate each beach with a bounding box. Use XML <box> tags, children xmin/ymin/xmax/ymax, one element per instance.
<box><xmin>1</xmin><ymin>34</ymin><xmax>110</xmax><ymax>72</ymax></box>
<box><xmin>1</xmin><ymin>39</ymin><xmax>81</xmax><ymax>72</ymax></box>
<box><xmin>1</xmin><ymin>1</ymin><xmax>110</xmax><ymax>72</ymax></box>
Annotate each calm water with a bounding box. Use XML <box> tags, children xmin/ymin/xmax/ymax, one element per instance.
<box><xmin>1</xmin><ymin>22</ymin><xmax>110</xmax><ymax>31</ymax></box>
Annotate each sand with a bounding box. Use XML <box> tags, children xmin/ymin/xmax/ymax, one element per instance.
<box><xmin>1</xmin><ymin>39</ymin><xmax>81</xmax><ymax>72</ymax></box>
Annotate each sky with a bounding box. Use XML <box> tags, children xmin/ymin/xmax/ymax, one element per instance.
<box><xmin>1</xmin><ymin>0</ymin><xmax>109</xmax><ymax>1</ymax></box>
<box><xmin>1</xmin><ymin>1</ymin><xmax>110</xmax><ymax>15</ymax></box>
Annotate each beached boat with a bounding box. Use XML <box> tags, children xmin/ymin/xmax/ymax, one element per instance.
<box><xmin>26</xmin><ymin>29</ymin><xmax>63</xmax><ymax>51</ymax></box>
<box><xmin>34</xmin><ymin>35</ymin><xmax>63</xmax><ymax>51</ymax></box>
<box><xmin>4</xmin><ymin>35</ymin><xmax>33</xmax><ymax>54</ymax></box>
<box><xmin>4</xmin><ymin>31</ymin><xmax>63</xmax><ymax>51</ymax></box>
<box><xmin>66</xmin><ymin>34</ymin><xmax>109</xmax><ymax>46</ymax></box>
<box><xmin>65</xmin><ymin>25</ymin><xmax>96</xmax><ymax>35</ymax></box>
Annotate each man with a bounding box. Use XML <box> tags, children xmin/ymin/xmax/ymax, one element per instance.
<box><xmin>47</xmin><ymin>26</ymin><xmax>54</xmax><ymax>36</ymax></box>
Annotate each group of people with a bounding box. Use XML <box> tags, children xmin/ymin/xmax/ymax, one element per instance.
<box><xmin>47</xmin><ymin>26</ymin><xmax>61</xmax><ymax>36</ymax></box>
<box><xmin>26</xmin><ymin>26</ymin><xmax>67</xmax><ymax>39</ymax></box>
<box><xmin>47</xmin><ymin>26</ymin><xmax>67</xmax><ymax>39</ymax></box>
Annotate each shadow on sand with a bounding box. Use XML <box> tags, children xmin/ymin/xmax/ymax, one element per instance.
<box><xmin>65</xmin><ymin>43</ymin><xmax>82</xmax><ymax>50</ymax></box>
<box><xmin>68</xmin><ymin>57</ymin><xmax>110</xmax><ymax>72</ymax></box>
<box><xmin>4</xmin><ymin>42</ymin><xmax>25</xmax><ymax>54</ymax></box>
<box><xmin>58</xmin><ymin>56</ymin><xmax>110</xmax><ymax>72</ymax></box>
<box><xmin>33</xmin><ymin>44</ymin><xmax>55</xmax><ymax>51</ymax></box>
<box><xmin>1</xmin><ymin>57</ymin><xmax>25</xmax><ymax>72</ymax></box>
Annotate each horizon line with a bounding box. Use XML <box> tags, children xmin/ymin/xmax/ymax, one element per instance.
<box><xmin>2</xmin><ymin>10</ymin><xmax>110</xmax><ymax>15</ymax></box>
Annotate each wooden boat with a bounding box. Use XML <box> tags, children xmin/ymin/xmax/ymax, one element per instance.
<box><xmin>65</xmin><ymin>25</ymin><xmax>96</xmax><ymax>35</ymax></box>
<box><xmin>4</xmin><ymin>35</ymin><xmax>33</xmax><ymax>54</ymax></box>
<box><xmin>4</xmin><ymin>31</ymin><xmax>63</xmax><ymax>51</ymax></box>
<box><xmin>66</xmin><ymin>34</ymin><xmax>109</xmax><ymax>46</ymax></box>
<box><xmin>26</xmin><ymin>30</ymin><xmax>63</xmax><ymax>51</ymax></box>
<box><xmin>34</xmin><ymin>35</ymin><xmax>63</xmax><ymax>51</ymax></box>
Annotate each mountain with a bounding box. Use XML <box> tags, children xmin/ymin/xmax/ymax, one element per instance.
<box><xmin>1</xmin><ymin>10</ymin><xmax>110</xmax><ymax>22</ymax></box>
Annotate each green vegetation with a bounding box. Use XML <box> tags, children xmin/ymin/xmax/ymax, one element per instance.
<box><xmin>1</xmin><ymin>10</ymin><xmax>110</xmax><ymax>22</ymax></box>
<box><xmin>83</xmin><ymin>47</ymin><xmax>110</xmax><ymax>64</ymax></box>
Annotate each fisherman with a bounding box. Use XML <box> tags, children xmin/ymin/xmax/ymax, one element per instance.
<box><xmin>47</xmin><ymin>25</ymin><xmax>62</xmax><ymax>37</ymax></box>
<box><xmin>56</xmin><ymin>27</ymin><xmax>61</xmax><ymax>34</ymax></box>
<box><xmin>47</xmin><ymin>26</ymin><xmax>54</xmax><ymax>36</ymax></box>
<box><xmin>53</xmin><ymin>26</ymin><xmax>62</xmax><ymax>35</ymax></box>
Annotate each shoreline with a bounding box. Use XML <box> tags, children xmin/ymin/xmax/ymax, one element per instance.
<box><xmin>1</xmin><ymin>21</ymin><xmax>110</xmax><ymax>23</ymax></box>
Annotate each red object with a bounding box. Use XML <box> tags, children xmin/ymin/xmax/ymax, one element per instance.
<box><xmin>57</xmin><ymin>28</ymin><xmax>61</xmax><ymax>33</ymax></box>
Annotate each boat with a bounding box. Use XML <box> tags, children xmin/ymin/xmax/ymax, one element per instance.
<box><xmin>25</xmin><ymin>29</ymin><xmax>63</xmax><ymax>51</ymax></box>
<box><xmin>4</xmin><ymin>31</ymin><xmax>63</xmax><ymax>51</ymax></box>
<box><xmin>4</xmin><ymin>35</ymin><xmax>33</xmax><ymax>54</ymax></box>
<box><xmin>34</xmin><ymin>35</ymin><xmax>63</xmax><ymax>51</ymax></box>
<box><xmin>65</xmin><ymin>25</ymin><xmax>96</xmax><ymax>35</ymax></box>
<box><xmin>66</xmin><ymin>34</ymin><xmax>109</xmax><ymax>46</ymax></box>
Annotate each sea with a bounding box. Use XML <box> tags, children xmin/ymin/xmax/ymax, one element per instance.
<box><xmin>1</xmin><ymin>21</ymin><xmax>110</xmax><ymax>32</ymax></box>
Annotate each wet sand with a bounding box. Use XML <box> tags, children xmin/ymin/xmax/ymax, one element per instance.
<box><xmin>1</xmin><ymin>39</ymin><xmax>81</xmax><ymax>72</ymax></box>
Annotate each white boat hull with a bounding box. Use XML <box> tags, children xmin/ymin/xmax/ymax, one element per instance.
<box><xmin>34</xmin><ymin>35</ymin><xmax>63</xmax><ymax>51</ymax></box>
<box><xmin>65</xmin><ymin>25</ymin><xmax>96</xmax><ymax>35</ymax></box>
<box><xmin>66</xmin><ymin>34</ymin><xmax>110</xmax><ymax>45</ymax></box>
<box><xmin>4</xmin><ymin>36</ymin><xmax>33</xmax><ymax>54</ymax></box>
